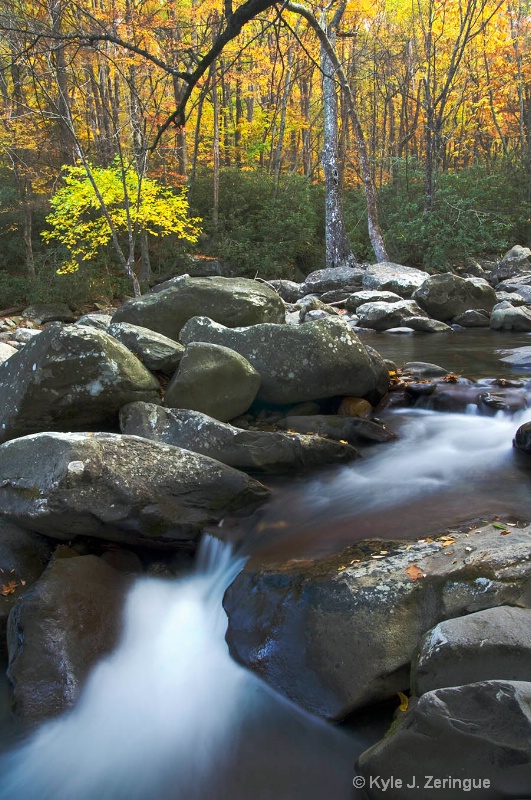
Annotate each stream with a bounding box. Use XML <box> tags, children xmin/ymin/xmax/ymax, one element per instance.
<box><xmin>1</xmin><ymin>328</ymin><xmax>531</xmax><ymax>797</ymax></box>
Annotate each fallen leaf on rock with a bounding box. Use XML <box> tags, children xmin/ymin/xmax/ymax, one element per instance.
<box><xmin>397</xmin><ymin>692</ymin><xmax>409</xmax><ymax>712</ymax></box>
<box><xmin>1</xmin><ymin>581</ymin><xmax>17</xmax><ymax>596</ymax></box>
<box><xmin>493</xmin><ymin>522</ymin><xmax>508</xmax><ymax>530</ymax></box>
<box><xmin>499</xmin><ymin>530</ymin><xmax>511</xmax><ymax>536</ymax></box>
<box><xmin>405</xmin><ymin>564</ymin><xmax>424</xmax><ymax>581</ymax></box>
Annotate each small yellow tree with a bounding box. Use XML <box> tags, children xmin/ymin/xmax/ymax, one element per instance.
<box><xmin>42</xmin><ymin>163</ymin><xmax>202</xmax><ymax>296</ymax></box>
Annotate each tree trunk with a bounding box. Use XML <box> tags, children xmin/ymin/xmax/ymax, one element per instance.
<box><xmin>320</xmin><ymin>9</ymin><xmax>356</xmax><ymax>270</ymax></box>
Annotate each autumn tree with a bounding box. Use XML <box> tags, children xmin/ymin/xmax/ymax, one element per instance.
<box><xmin>42</xmin><ymin>162</ymin><xmax>201</xmax><ymax>294</ymax></box>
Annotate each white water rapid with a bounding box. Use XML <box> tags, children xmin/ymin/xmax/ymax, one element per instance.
<box><xmin>0</xmin><ymin>537</ymin><xmax>358</xmax><ymax>800</ymax></box>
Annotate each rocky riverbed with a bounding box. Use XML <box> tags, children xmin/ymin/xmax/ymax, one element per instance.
<box><xmin>1</xmin><ymin>249</ymin><xmax>531</xmax><ymax>797</ymax></box>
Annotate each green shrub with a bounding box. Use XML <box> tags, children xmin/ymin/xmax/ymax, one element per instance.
<box><xmin>379</xmin><ymin>162</ymin><xmax>531</xmax><ymax>271</ymax></box>
<box><xmin>190</xmin><ymin>168</ymin><xmax>323</xmax><ymax>278</ymax></box>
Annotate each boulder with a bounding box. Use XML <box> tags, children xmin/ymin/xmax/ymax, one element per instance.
<box><xmin>358</xmin><ymin>681</ymin><xmax>531</xmax><ymax>799</ymax></box>
<box><xmin>74</xmin><ymin>313</ymin><xmax>112</xmax><ymax>331</ymax></box>
<box><xmin>0</xmin><ymin>326</ymin><xmax>161</xmax><ymax>443</ymax></box>
<box><xmin>22</xmin><ymin>303</ymin><xmax>76</xmax><ymax>325</ymax></box>
<box><xmin>299</xmin><ymin>267</ymin><xmax>365</xmax><ymax>295</ymax></box>
<box><xmin>179</xmin><ymin>316</ymin><xmax>390</xmax><ymax>406</ymax></box>
<box><xmin>111</xmin><ymin>276</ymin><xmax>286</xmax><ymax>339</ymax></box>
<box><xmin>224</xmin><ymin>523</ymin><xmax>531</xmax><ymax>720</ymax></box>
<box><xmin>490</xmin><ymin>245</ymin><xmax>531</xmax><ymax>285</ymax></box>
<box><xmin>108</xmin><ymin>321</ymin><xmax>184</xmax><ymax>376</ymax></box>
<box><xmin>267</xmin><ymin>280</ymin><xmax>301</xmax><ymax>302</ymax></box>
<box><xmin>0</xmin><ymin>521</ymin><xmax>53</xmax><ymax>652</ymax></box>
<box><xmin>401</xmin><ymin>316</ymin><xmax>453</xmax><ymax>333</ymax></box>
<box><xmin>0</xmin><ymin>432</ymin><xmax>269</xmax><ymax>547</ymax></box>
<box><xmin>7</xmin><ymin>555</ymin><xmax>129</xmax><ymax>726</ymax></box>
<box><xmin>165</xmin><ymin>342</ymin><xmax>260</xmax><ymax>422</ymax></box>
<box><xmin>344</xmin><ymin>290</ymin><xmax>402</xmax><ymax>312</ymax></box>
<box><xmin>362</xmin><ymin>262</ymin><xmax>429</xmax><ymax>297</ymax></box>
<box><xmin>411</xmin><ymin>606</ymin><xmax>531</xmax><ymax>696</ymax></box>
<box><xmin>356</xmin><ymin>299</ymin><xmax>428</xmax><ymax>331</ymax></box>
<box><xmin>513</xmin><ymin>421</ymin><xmax>531</xmax><ymax>454</ymax></box>
<box><xmin>412</xmin><ymin>273</ymin><xmax>497</xmax><ymax>321</ymax></box>
<box><xmin>490</xmin><ymin>301</ymin><xmax>531</xmax><ymax>331</ymax></box>
<box><xmin>401</xmin><ymin>362</ymin><xmax>450</xmax><ymax>379</ymax></box>
<box><xmin>120</xmin><ymin>404</ymin><xmax>360</xmax><ymax>472</ymax></box>
<box><xmin>451</xmin><ymin>308</ymin><xmax>491</xmax><ymax>327</ymax></box>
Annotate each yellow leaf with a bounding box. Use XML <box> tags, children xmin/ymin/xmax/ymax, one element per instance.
<box><xmin>397</xmin><ymin>691</ymin><xmax>409</xmax><ymax>712</ymax></box>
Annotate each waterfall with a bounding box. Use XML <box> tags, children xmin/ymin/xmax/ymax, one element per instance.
<box><xmin>0</xmin><ymin>537</ymin><xmax>358</xmax><ymax>800</ymax></box>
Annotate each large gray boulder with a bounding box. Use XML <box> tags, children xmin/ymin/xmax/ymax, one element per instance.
<box><xmin>362</xmin><ymin>262</ymin><xmax>429</xmax><ymax>297</ymax></box>
<box><xmin>0</xmin><ymin>432</ymin><xmax>269</xmax><ymax>547</ymax></box>
<box><xmin>412</xmin><ymin>273</ymin><xmax>497</xmax><ymax>321</ymax></box>
<box><xmin>299</xmin><ymin>267</ymin><xmax>365</xmax><ymax>295</ymax></box>
<box><xmin>0</xmin><ymin>326</ymin><xmax>161</xmax><ymax>444</ymax></box>
<box><xmin>165</xmin><ymin>342</ymin><xmax>260</xmax><ymax>422</ymax></box>
<box><xmin>7</xmin><ymin>555</ymin><xmax>129</xmax><ymax>726</ymax></box>
<box><xmin>120</xmin><ymin>404</ymin><xmax>360</xmax><ymax>472</ymax></box>
<box><xmin>225</xmin><ymin>523</ymin><xmax>531</xmax><ymax>720</ymax></box>
<box><xmin>0</xmin><ymin>521</ymin><xmax>53</xmax><ymax>652</ymax></box>
<box><xmin>111</xmin><ymin>276</ymin><xmax>286</xmax><ymax>339</ymax></box>
<box><xmin>108</xmin><ymin>321</ymin><xmax>184</xmax><ymax>376</ymax></box>
<box><xmin>490</xmin><ymin>245</ymin><xmax>531</xmax><ymax>285</ymax></box>
<box><xmin>358</xmin><ymin>681</ymin><xmax>531</xmax><ymax>799</ymax></box>
<box><xmin>355</xmin><ymin>299</ymin><xmax>428</xmax><ymax>331</ymax></box>
<box><xmin>179</xmin><ymin>316</ymin><xmax>389</xmax><ymax>406</ymax></box>
<box><xmin>412</xmin><ymin>606</ymin><xmax>531</xmax><ymax>696</ymax></box>
<box><xmin>490</xmin><ymin>301</ymin><xmax>531</xmax><ymax>331</ymax></box>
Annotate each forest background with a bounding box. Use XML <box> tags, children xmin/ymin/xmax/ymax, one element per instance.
<box><xmin>0</xmin><ymin>0</ymin><xmax>530</xmax><ymax>306</ymax></box>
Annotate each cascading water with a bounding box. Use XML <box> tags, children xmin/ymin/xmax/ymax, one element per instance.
<box><xmin>248</xmin><ymin>405</ymin><xmax>531</xmax><ymax>560</ymax></box>
<box><xmin>0</xmin><ymin>537</ymin><xmax>359</xmax><ymax>800</ymax></box>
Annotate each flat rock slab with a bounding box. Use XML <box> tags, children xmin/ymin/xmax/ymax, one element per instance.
<box><xmin>225</xmin><ymin>522</ymin><xmax>531</xmax><ymax>720</ymax></box>
<box><xmin>0</xmin><ymin>432</ymin><xmax>270</xmax><ymax>547</ymax></box>
<box><xmin>277</xmin><ymin>415</ymin><xmax>395</xmax><ymax>445</ymax></box>
<box><xmin>120</xmin><ymin>404</ymin><xmax>360</xmax><ymax>472</ymax></box>
<box><xmin>0</xmin><ymin>325</ymin><xmax>161</xmax><ymax>443</ymax></box>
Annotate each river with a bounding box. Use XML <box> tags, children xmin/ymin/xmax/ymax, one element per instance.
<box><xmin>0</xmin><ymin>328</ymin><xmax>530</xmax><ymax>798</ymax></box>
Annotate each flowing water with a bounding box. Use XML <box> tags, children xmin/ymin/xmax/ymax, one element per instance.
<box><xmin>1</xmin><ymin>329</ymin><xmax>531</xmax><ymax>797</ymax></box>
